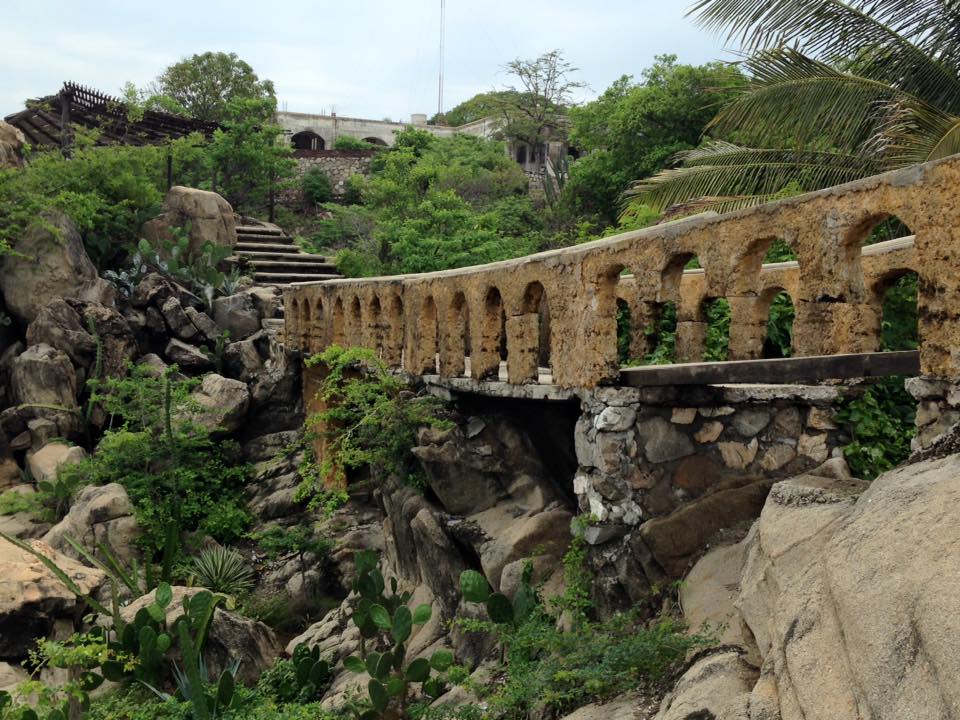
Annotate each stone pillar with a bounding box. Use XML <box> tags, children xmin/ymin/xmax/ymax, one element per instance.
<box><xmin>905</xmin><ymin>377</ymin><xmax>960</xmax><ymax>453</ymax></box>
<box><xmin>675</xmin><ymin>321</ymin><xmax>707</xmax><ymax>363</ymax></box>
<box><xmin>727</xmin><ymin>296</ymin><xmax>764</xmax><ymax>360</ymax></box>
<box><xmin>506</xmin><ymin>313</ymin><xmax>539</xmax><ymax>384</ymax></box>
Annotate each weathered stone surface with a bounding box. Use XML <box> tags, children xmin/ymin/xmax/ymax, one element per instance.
<box><xmin>759</xmin><ymin>443</ymin><xmax>797</xmax><ymax>471</ymax></box>
<box><xmin>0</xmin><ymin>540</ymin><xmax>105</xmax><ymax>660</ymax></box>
<box><xmin>0</xmin><ymin>121</ymin><xmax>25</xmax><ymax>169</ymax></box>
<box><xmin>594</xmin><ymin>406</ymin><xmax>637</xmax><ymax>432</ymax></box>
<box><xmin>184</xmin><ymin>306</ymin><xmax>221</xmax><ymax>343</ymax></box>
<box><xmin>718</xmin><ymin>438</ymin><xmax>759</xmax><ymax>469</ymax></box>
<box><xmin>186</xmin><ymin>373</ymin><xmax>249</xmax><ymax>434</ymax></box>
<box><xmin>473</xmin><ymin>508</ymin><xmax>572</xmax><ymax>592</ymax></box>
<box><xmin>0</xmin><ymin>660</ymin><xmax>28</xmax><ymax>693</ymax></box>
<box><xmin>637</xmin><ymin>417</ymin><xmax>694</xmax><ymax>463</ymax></box>
<box><xmin>160</xmin><ymin>296</ymin><xmax>198</xmax><ymax>341</ymax></box>
<box><xmin>731</xmin><ymin>408</ymin><xmax>771</xmax><ymax>437</ymax></box>
<box><xmin>806</xmin><ymin>406</ymin><xmax>837</xmax><ymax>430</ymax></box>
<box><xmin>224</xmin><ymin>337</ymin><xmax>263</xmax><ymax>382</ymax></box>
<box><xmin>655</xmin><ymin>651</ymin><xmax>757</xmax><ymax>720</ymax></box>
<box><xmin>141</xmin><ymin>186</ymin><xmax>236</xmax><ymax>259</ymax></box>
<box><xmin>670</xmin><ymin>407</ymin><xmax>697</xmax><ymax>424</ymax></box>
<box><xmin>43</xmin><ymin>484</ymin><xmax>139</xmax><ymax>566</ymax></box>
<box><xmin>797</xmin><ymin>432</ymin><xmax>828</xmax><ymax>463</ymax></box>
<box><xmin>212</xmin><ymin>292</ymin><xmax>261</xmax><ymax>341</ymax></box>
<box><xmin>671</xmin><ymin>455</ymin><xmax>725</xmax><ymax>495</ymax></box>
<box><xmin>120</xmin><ymin>586</ymin><xmax>280</xmax><ymax>684</ymax></box>
<box><xmin>640</xmin><ymin>478</ymin><xmax>773</xmax><ymax>576</ymax></box>
<box><xmin>693</xmin><ymin>420</ymin><xmax>723</xmax><ymax>443</ymax></box>
<box><xmin>560</xmin><ymin>693</ymin><xmax>647</xmax><ymax>720</ymax></box>
<box><xmin>0</xmin><ymin>212</ymin><xmax>115</xmax><ymax>323</ymax></box>
<box><xmin>25</xmin><ymin>298</ymin><xmax>96</xmax><ymax>368</ymax></box>
<box><xmin>26</xmin><ymin>442</ymin><xmax>86</xmax><ymax>483</ymax></box>
<box><xmin>11</xmin><ymin>344</ymin><xmax>78</xmax><ymax>409</ymax></box>
<box><xmin>163</xmin><ymin>338</ymin><xmax>211</xmax><ymax>369</ymax></box>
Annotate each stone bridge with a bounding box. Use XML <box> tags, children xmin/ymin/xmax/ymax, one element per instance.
<box><xmin>282</xmin><ymin>154</ymin><xmax>960</xmax><ymax>388</ymax></box>
<box><xmin>282</xmin><ymin>154</ymin><xmax>960</xmax><ymax>564</ymax></box>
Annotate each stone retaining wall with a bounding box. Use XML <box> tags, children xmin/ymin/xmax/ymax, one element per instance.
<box><xmin>282</xmin><ymin>150</ymin><xmax>375</xmax><ymax>205</ymax></box>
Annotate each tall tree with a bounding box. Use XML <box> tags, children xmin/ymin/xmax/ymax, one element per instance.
<box><xmin>492</xmin><ymin>49</ymin><xmax>586</xmax><ymax>148</ymax></box>
<box><xmin>152</xmin><ymin>51</ymin><xmax>276</xmax><ymax>124</ymax></box>
<box><xmin>630</xmin><ymin>1</ymin><xmax>960</xmax><ymax>214</ymax></box>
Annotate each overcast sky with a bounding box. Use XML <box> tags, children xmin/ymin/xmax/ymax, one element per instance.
<box><xmin>1</xmin><ymin>0</ymin><xmax>732</xmax><ymax>120</ymax></box>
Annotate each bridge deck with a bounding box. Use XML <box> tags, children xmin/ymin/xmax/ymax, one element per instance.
<box><xmin>421</xmin><ymin>351</ymin><xmax>918</xmax><ymax>401</ymax></box>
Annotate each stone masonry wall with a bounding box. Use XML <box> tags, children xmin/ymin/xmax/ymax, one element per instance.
<box><xmin>281</xmin><ymin>151</ymin><xmax>375</xmax><ymax>206</ymax></box>
<box><xmin>572</xmin><ymin>384</ymin><xmax>850</xmax><ymax>543</ymax></box>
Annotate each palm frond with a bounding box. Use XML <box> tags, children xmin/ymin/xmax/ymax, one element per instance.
<box><xmin>709</xmin><ymin>47</ymin><xmax>907</xmax><ymax>151</ymax></box>
<box><xmin>687</xmin><ymin>0</ymin><xmax>960</xmax><ymax>113</ymax></box>
<box><xmin>626</xmin><ymin>142</ymin><xmax>881</xmax><ymax>212</ymax></box>
<box><xmin>879</xmin><ymin>99</ymin><xmax>960</xmax><ymax>165</ymax></box>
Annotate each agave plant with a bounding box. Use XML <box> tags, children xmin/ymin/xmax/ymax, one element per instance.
<box><xmin>192</xmin><ymin>546</ymin><xmax>255</xmax><ymax>596</ymax></box>
<box><xmin>630</xmin><ymin>0</ymin><xmax>960</xmax><ymax>214</ymax></box>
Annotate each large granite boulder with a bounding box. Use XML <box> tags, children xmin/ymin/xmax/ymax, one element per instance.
<box><xmin>11</xmin><ymin>344</ymin><xmax>78</xmax><ymax>410</ymax></box>
<box><xmin>0</xmin><ymin>121</ymin><xmax>24</xmax><ymax>170</ymax></box>
<box><xmin>185</xmin><ymin>373</ymin><xmax>249</xmax><ymax>434</ymax></box>
<box><xmin>141</xmin><ymin>186</ymin><xmax>236</xmax><ymax>259</ymax></box>
<box><xmin>0</xmin><ymin>212</ymin><xmax>115</xmax><ymax>323</ymax></box>
<box><xmin>43</xmin><ymin>483</ymin><xmax>139</xmax><ymax>567</ymax></box>
<box><xmin>0</xmin><ymin>539</ymin><xmax>106</xmax><ymax>660</ymax></box>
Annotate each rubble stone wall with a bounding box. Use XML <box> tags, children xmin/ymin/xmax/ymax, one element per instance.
<box><xmin>283</xmin><ymin>154</ymin><xmax>959</xmax><ymax>387</ymax></box>
<box><xmin>282</xmin><ymin>150</ymin><xmax>375</xmax><ymax>204</ymax></box>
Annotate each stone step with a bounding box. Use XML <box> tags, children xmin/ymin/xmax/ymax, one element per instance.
<box><xmin>247</xmin><ymin>259</ymin><xmax>340</xmax><ymax>273</ymax></box>
<box><xmin>253</xmin><ymin>272</ymin><xmax>342</xmax><ymax>284</ymax></box>
<box><xmin>235</xmin><ymin>234</ymin><xmax>297</xmax><ymax>245</ymax></box>
<box><xmin>236</xmin><ymin>225</ymin><xmax>284</xmax><ymax>236</ymax></box>
<box><xmin>234</xmin><ymin>250</ymin><xmax>331</xmax><ymax>262</ymax></box>
<box><xmin>235</xmin><ymin>241</ymin><xmax>300</xmax><ymax>252</ymax></box>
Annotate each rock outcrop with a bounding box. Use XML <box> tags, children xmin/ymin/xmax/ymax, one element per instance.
<box><xmin>0</xmin><ymin>212</ymin><xmax>115</xmax><ymax>323</ymax></box>
<box><xmin>141</xmin><ymin>186</ymin><xmax>236</xmax><ymax>259</ymax></box>
<box><xmin>0</xmin><ymin>121</ymin><xmax>24</xmax><ymax>170</ymax></box>
<box><xmin>43</xmin><ymin>483</ymin><xmax>139</xmax><ymax>566</ymax></box>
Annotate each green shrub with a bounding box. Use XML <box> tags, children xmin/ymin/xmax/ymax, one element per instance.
<box><xmin>0</xmin><ymin>489</ymin><xmax>40</xmax><ymax>517</ymax></box>
<box><xmin>301</xmin><ymin>168</ymin><xmax>333</xmax><ymax>206</ymax></box>
<box><xmin>333</xmin><ymin>136</ymin><xmax>375</xmax><ymax>151</ymax></box>
<box><xmin>191</xmin><ymin>547</ymin><xmax>255</xmax><ymax>596</ymax></box>
<box><xmin>836</xmin><ymin>376</ymin><xmax>916</xmax><ymax>480</ymax></box>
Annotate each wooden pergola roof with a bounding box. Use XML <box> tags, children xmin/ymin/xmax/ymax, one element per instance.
<box><xmin>4</xmin><ymin>82</ymin><xmax>219</xmax><ymax>148</ymax></box>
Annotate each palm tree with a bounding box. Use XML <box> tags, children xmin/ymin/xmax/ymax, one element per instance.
<box><xmin>629</xmin><ymin>0</ymin><xmax>960</xmax><ymax>214</ymax></box>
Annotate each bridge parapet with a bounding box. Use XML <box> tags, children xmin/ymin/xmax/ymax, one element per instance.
<box><xmin>284</xmin><ymin>155</ymin><xmax>960</xmax><ymax>388</ymax></box>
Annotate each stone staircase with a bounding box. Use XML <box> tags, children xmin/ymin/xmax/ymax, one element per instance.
<box><xmin>232</xmin><ymin>224</ymin><xmax>341</xmax><ymax>288</ymax></box>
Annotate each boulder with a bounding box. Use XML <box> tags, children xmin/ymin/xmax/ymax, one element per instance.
<box><xmin>560</xmin><ymin>693</ymin><xmax>649</xmax><ymax>720</ymax></box>
<box><xmin>141</xmin><ymin>186</ymin><xmax>236</xmax><ymax>259</ymax></box>
<box><xmin>224</xmin><ymin>337</ymin><xmax>263</xmax><ymax>382</ymax></box>
<box><xmin>159</xmin><ymin>296</ymin><xmax>199</xmax><ymax>341</ymax></box>
<box><xmin>0</xmin><ymin>212</ymin><xmax>115</xmax><ymax>323</ymax></box>
<box><xmin>25</xmin><ymin>299</ymin><xmax>96</xmax><ymax>369</ymax></box>
<box><xmin>654</xmin><ymin>651</ymin><xmax>757</xmax><ymax>720</ymax></box>
<box><xmin>164</xmin><ymin>339</ymin><xmax>212</xmax><ymax>370</ymax></box>
<box><xmin>11</xmin><ymin>344</ymin><xmax>78</xmax><ymax>410</ymax></box>
<box><xmin>0</xmin><ymin>121</ymin><xmax>25</xmax><ymax>169</ymax></box>
<box><xmin>26</xmin><ymin>441</ymin><xmax>86</xmax><ymax>484</ymax></box>
<box><xmin>212</xmin><ymin>292</ymin><xmax>261</xmax><ymax>341</ymax></box>
<box><xmin>0</xmin><ymin>660</ymin><xmax>28</xmax><ymax>693</ymax></box>
<box><xmin>0</xmin><ymin>539</ymin><xmax>106</xmax><ymax>660</ymax></box>
<box><xmin>120</xmin><ymin>586</ymin><xmax>280</xmax><ymax>685</ymax></box>
<box><xmin>186</xmin><ymin>374</ymin><xmax>249</xmax><ymax>434</ymax></box>
<box><xmin>131</xmin><ymin>273</ymin><xmax>202</xmax><ymax>312</ymax></box>
<box><xmin>43</xmin><ymin>483</ymin><xmax>139</xmax><ymax>566</ymax></box>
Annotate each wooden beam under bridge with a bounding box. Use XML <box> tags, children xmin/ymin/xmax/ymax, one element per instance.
<box><xmin>619</xmin><ymin>351</ymin><xmax>920</xmax><ymax>387</ymax></box>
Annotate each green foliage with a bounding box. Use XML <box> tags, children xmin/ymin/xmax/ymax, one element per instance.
<box><xmin>207</xmin><ymin>99</ymin><xmax>296</xmax><ymax>215</ymax></box>
<box><xmin>431</xmin><ymin>91</ymin><xmax>516</xmax><ymax>127</ymax></box>
<box><xmin>305</xmin><ymin>130</ymin><xmax>539</xmax><ymax>277</ymax></box>
<box><xmin>764</xmin><ymin>292</ymin><xmax>795</xmax><ymax>358</ymax></box>
<box><xmin>152</xmin><ymin>51</ymin><xmax>276</xmax><ymax>124</ymax></box>
<box><xmin>61</xmin><ymin>365</ymin><xmax>250</xmax><ymax>553</ymax></box>
<box><xmin>643</xmin><ymin>304</ymin><xmax>678</xmax><ymax>366</ymax></box>
<box><xmin>333</xmin><ymin>136</ymin><xmax>376</xmax><ymax>151</ymax></box>
<box><xmin>0</xmin><ymin>489</ymin><xmax>41</xmax><ymax>517</ymax></box>
<box><xmin>257</xmin><ymin>645</ymin><xmax>331</xmax><ymax>704</ymax></box>
<box><xmin>344</xmin><ymin>550</ymin><xmax>450</xmax><ymax>717</ymax></box>
<box><xmin>880</xmin><ymin>274</ymin><xmax>918</xmax><ymax>352</ymax></box>
<box><xmin>565</xmin><ymin>56</ymin><xmax>743</xmax><ymax>224</ymax></box>
<box><xmin>301</xmin><ymin>168</ymin><xmax>333</xmax><ymax>206</ymax></box>
<box><xmin>191</xmin><ymin>547</ymin><xmax>255</xmax><ymax>596</ymax></box>
<box><xmin>703</xmin><ymin>298</ymin><xmax>731</xmax><ymax>362</ymax></box>
<box><xmin>300</xmin><ymin>346</ymin><xmax>449</xmax><ymax>502</ymax></box>
<box><xmin>835</xmin><ymin>377</ymin><xmax>916</xmax><ymax>480</ymax></box>
<box><xmin>0</xmin><ymin>144</ymin><xmax>165</xmax><ymax>268</ymax></box>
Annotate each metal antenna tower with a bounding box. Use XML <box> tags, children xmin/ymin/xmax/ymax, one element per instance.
<box><xmin>438</xmin><ymin>0</ymin><xmax>446</xmax><ymax>120</ymax></box>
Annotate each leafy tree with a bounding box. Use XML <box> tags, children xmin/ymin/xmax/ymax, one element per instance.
<box><xmin>152</xmin><ymin>51</ymin><xmax>276</xmax><ymax>123</ymax></box>
<box><xmin>431</xmin><ymin>90</ymin><xmax>517</xmax><ymax>127</ymax></box>
<box><xmin>565</xmin><ymin>56</ymin><xmax>743</xmax><ymax>223</ymax></box>
<box><xmin>332</xmin><ymin>136</ymin><xmax>375</xmax><ymax>150</ymax></box>
<box><xmin>632</xmin><ymin>0</ymin><xmax>960</xmax><ymax>213</ymax></box>
<box><xmin>491</xmin><ymin>49</ymin><xmax>586</xmax><ymax>148</ymax></box>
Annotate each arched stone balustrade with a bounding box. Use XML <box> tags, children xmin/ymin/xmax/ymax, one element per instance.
<box><xmin>285</xmin><ymin>155</ymin><xmax>960</xmax><ymax>388</ymax></box>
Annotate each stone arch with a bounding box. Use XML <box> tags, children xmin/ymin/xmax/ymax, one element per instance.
<box><xmin>349</xmin><ymin>296</ymin><xmax>363</xmax><ymax>345</ymax></box>
<box><xmin>288</xmin><ymin>298</ymin><xmax>301</xmax><ymax>349</ymax></box>
<box><xmin>332</xmin><ymin>297</ymin><xmax>345</xmax><ymax>345</ymax></box>
<box><xmin>419</xmin><ymin>295</ymin><xmax>439</xmax><ymax>374</ymax></box>
<box><xmin>474</xmin><ymin>286</ymin><xmax>506</xmax><ymax>381</ymax></box>
<box><xmin>300</xmin><ymin>300</ymin><xmax>312</xmax><ymax>351</ymax></box>
<box><xmin>292</xmin><ymin>130</ymin><xmax>325</xmax><ymax>151</ymax></box>
<box><xmin>385</xmin><ymin>294</ymin><xmax>404</xmax><ymax>367</ymax></box>
<box><xmin>369</xmin><ymin>296</ymin><xmax>383</xmax><ymax>357</ymax></box>
<box><xmin>755</xmin><ymin>286</ymin><xmax>796</xmax><ymax>358</ymax></box>
<box><xmin>363</xmin><ymin>137</ymin><xmax>388</xmax><ymax>147</ymax></box>
<box><xmin>445</xmin><ymin>291</ymin><xmax>470</xmax><ymax>378</ymax></box>
<box><xmin>312</xmin><ymin>297</ymin><xmax>324</xmax><ymax>352</ymax></box>
<box><xmin>508</xmin><ymin>280</ymin><xmax>549</xmax><ymax>383</ymax></box>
